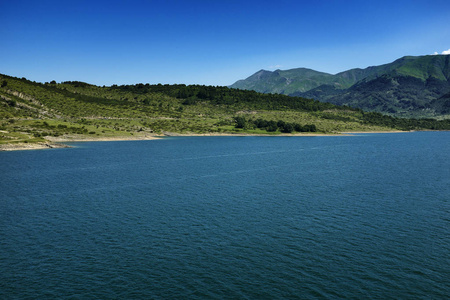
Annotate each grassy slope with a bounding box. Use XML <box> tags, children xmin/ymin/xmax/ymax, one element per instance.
<box><xmin>2</xmin><ymin>74</ymin><xmax>449</xmax><ymax>146</ymax></box>
<box><xmin>395</xmin><ymin>55</ymin><xmax>450</xmax><ymax>81</ymax></box>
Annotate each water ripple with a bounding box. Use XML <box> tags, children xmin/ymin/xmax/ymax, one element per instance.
<box><xmin>1</xmin><ymin>133</ymin><xmax>449</xmax><ymax>299</ymax></box>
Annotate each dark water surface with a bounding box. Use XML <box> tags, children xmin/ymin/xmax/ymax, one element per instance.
<box><xmin>1</xmin><ymin>132</ymin><xmax>449</xmax><ymax>299</ymax></box>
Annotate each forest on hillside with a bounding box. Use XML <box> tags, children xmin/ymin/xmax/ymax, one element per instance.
<box><xmin>1</xmin><ymin>74</ymin><xmax>450</xmax><ymax>146</ymax></box>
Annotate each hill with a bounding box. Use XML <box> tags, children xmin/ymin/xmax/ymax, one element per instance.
<box><xmin>230</xmin><ymin>55</ymin><xmax>450</xmax><ymax>118</ymax></box>
<box><xmin>231</xmin><ymin>68</ymin><xmax>354</xmax><ymax>94</ymax></box>
<box><xmin>1</xmin><ymin>73</ymin><xmax>450</xmax><ymax>148</ymax></box>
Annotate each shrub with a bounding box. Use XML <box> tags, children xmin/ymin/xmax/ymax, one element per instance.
<box><xmin>281</xmin><ymin>123</ymin><xmax>294</xmax><ymax>133</ymax></box>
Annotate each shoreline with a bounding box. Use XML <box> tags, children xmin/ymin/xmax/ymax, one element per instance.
<box><xmin>161</xmin><ymin>130</ymin><xmax>409</xmax><ymax>137</ymax></box>
<box><xmin>0</xmin><ymin>130</ymin><xmax>410</xmax><ymax>151</ymax></box>
<box><xmin>341</xmin><ymin>130</ymin><xmax>407</xmax><ymax>134</ymax></box>
<box><xmin>161</xmin><ymin>132</ymin><xmax>342</xmax><ymax>137</ymax></box>
<box><xmin>0</xmin><ymin>142</ymin><xmax>71</xmax><ymax>151</ymax></box>
<box><xmin>45</xmin><ymin>135</ymin><xmax>161</xmax><ymax>143</ymax></box>
<box><xmin>0</xmin><ymin>134</ymin><xmax>161</xmax><ymax>151</ymax></box>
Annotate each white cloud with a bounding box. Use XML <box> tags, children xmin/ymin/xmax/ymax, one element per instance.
<box><xmin>268</xmin><ymin>64</ymin><xmax>282</xmax><ymax>69</ymax></box>
<box><xmin>433</xmin><ymin>49</ymin><xmax>450</xmax><ymax>55</ymax></box>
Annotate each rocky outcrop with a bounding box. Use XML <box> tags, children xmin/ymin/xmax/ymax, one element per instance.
<box><xmin>3</xmin><ymin>89</ymin><xmax>61</xmax><ymax>118</ymax></box>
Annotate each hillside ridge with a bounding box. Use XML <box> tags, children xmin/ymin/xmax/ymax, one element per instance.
<box><xmin>3</xmin><ymin>73</ymin><xmax>450</xmax><ymax>148</ymax></box>
<box><xmin>230</xmin><ymin>55</ymin><xmax>450</xmax><ymax>118</ymax></box>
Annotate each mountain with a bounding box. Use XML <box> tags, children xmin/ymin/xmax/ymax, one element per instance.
<box><xmin>230</xmin><ymin>55</ymin><xmax>450</xmax><ymax>118</ymax></box>
<box><xmin>231</xmin><ymin>68</ymin><xmax>355</xmax><ymax>94</ymax></box>
<box><xmin>430</xmin><ymin>91</ymin><xmax>450</xmax><ymax>115</ymax></box>
<box><xmin>2</xmin><ymin>73</ymin><xmax>450</xmax><ymax>147</ymax></box>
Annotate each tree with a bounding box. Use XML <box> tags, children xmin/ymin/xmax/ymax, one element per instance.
<box><xmin>254</xmin><ymin>118</ymin><xmax>268</xmax><ymax>129</ymax></box>
<box><xmin>303</xmin><ymin>124</ymin><xmax>317</xmax><ymax>132</ymax></box>
<box><xmin>277</xmin><ymin>120</ymin><xmax>286</xmax><ymax>128</ymax></box>
<box><xmin>234</xmin><ymin>116</ymin><xmax>247</xmax><ymax>129</ymax></box>
<box><xmin>281</xmin><ymin>122</ymin><xmax>294</xmax><ymax>133</ymax></box>
<box><xmin>294</xmin><ymin>123</ymin><xmax>304</xmax><ymax>132</ymax></box>
<box><xmin>267</xmin><ymin>121</ymin><xmax>278</xmax><ymax>132</ymax></box>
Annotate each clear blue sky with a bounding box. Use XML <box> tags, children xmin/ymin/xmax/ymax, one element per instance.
<box><xmin>1</xmin><ymin>0</ymin><xmax>449</xmax><ymax>86</ymax></box>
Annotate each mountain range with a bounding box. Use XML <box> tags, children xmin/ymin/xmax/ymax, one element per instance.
<box><xmin>230</xmin><ymin>55</ymin><xmax>450</xmax><ymax>118</ymax></box>
<box><xmin>3</xmin><ymin>73</ymin><xmax>450</xmax><ymax>149</ymax></box>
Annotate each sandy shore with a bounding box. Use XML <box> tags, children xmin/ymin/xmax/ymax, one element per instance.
<box><xmin>46</xmin><ymin>134</ymin><xmax>161</xmax><ymax>142</ymax></box>
<box><xmin>342</xmin><ymin>130</ymin><xmax>407</xmax><ymax>134</ymax></box>
<box><xmin>0</xmin><ymin>134</ymin><xmax>162</xmax><ymax>151</ymax></box>
<box><xmin>1</xmin><ymin>130</ymin><xmax>408</xmax><ymax>151</ymax></box>
<box><xmin>163</xmin><ymin>129</ymin><xmax>410</xmax><ymax>137</ymax></box>
<box><xmin>0</xmin><ymin>142</ymin><xmax>71</xmax><ymax>151</ymax></box>
<box><xmin>161</xmin><ymin>132</ymin><xmax>345</xmax><ymax>137</ymax></box>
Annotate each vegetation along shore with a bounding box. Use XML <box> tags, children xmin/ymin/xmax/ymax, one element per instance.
<box><xmin>2</xmin><ymin>73</ymin><xmax>450</xmax><ymax>151</ymax></box>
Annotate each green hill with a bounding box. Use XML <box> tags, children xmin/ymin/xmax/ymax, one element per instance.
<box><xmin>231</xmin><ymin>68</ymin><xmax>354</xmax><ymax>94</ymax></box>
<box><xmin>231</xmin><ymin>55</ymin><xmax>450</xmax><ymax>118</ymax></box>
<box><xmin>430</xmin><ymin>92</ymin><xmax>450</xmax><ymax>115</ymax></box>
<box><xmin>1</xmin><ymin>73</ymin><xmax>449</xmax><ymax>147</ymax></box>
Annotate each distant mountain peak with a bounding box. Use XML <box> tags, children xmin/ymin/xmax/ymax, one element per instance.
<box><xmin>229</xmin><ymin>55</ymin><xmax>450</xmax><ymax>117</ymax></box>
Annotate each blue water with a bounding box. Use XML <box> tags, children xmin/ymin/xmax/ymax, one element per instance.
<box><xmin>1</xmin><ymin>132</ymin><xmax>449</xmax><ymax>299</ymax></box>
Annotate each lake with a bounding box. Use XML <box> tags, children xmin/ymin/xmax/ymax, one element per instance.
<box><xmin>1</xmin><ymin>132</ymin><xmax>449</xmax><ymax>299</ymax></box>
